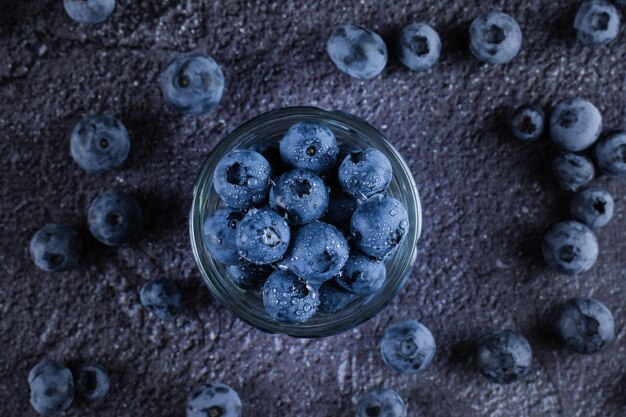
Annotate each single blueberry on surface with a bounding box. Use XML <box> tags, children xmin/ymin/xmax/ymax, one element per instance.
<box><xmin>318</xmin><ymin>280</ymin><xmax>356</xmax><ymax>314</ymax></box>
<box><xmin>397</xmin><ymin>23</ymin><xmax>441</xmax><ymax>71</ymax></box>
<box><xmin>270</xmin><ymin>169</ymin><xmax>329</xmax><ymax>225</ymax></box>
<box><xmin>160</xmin><ymin>53</ymin><xmax>225</xmax><ymax>115</ymax></box>
<box><xmin>542</xmin><ymin>221</ymin><xmax>598</xmax><ymax>275</ymax></box>
<box><xmin>70</xmin><ymin>114</ymin><xmax>130</xmax><ymax>173</ymax></box>
<box><xmin>213</xmin><ymin>150</ymin><xmax>271</xmax><ymax>209</ymax></box>
<box><xmin>262</xmin><ymin>270</ymin><xmax>320</xmax><ymax>323</ymax></box>
<box><xmin>187</xmin><ymin>382</ymin><xmax>242</xmax><ymax>417</ymax></box>
<box><xmin>381</xmin><ymin>320</ymin><xmax>436</xmax><ymax>374</ymax></box>
<box><xmin>202</xmin><ymin>207</ymin><xmax>244</xmax><ymax>265</ymax></box>
<box><xmin>64</xmin><ymin>0</ymin><xmax>115</xmax><ymax>24</ymax></box>
<box><xmin>593</xmin><ymin>130</ymin><xmax>626</xmax><ymax>177</ymax></box>
<box><xmin>226</xmin><ymin>261</ymin><xmax>272</xmax><ymax>292</ymax></box>
<box><xmin>236</xmin><ymin>208</ymin><xmax>290</xmax><ymax>264</ymax></box>
<box><xmin>338</xmin><ymin>148</ymin><xmax>393</xmax><ymax>199</ymax></box>
<box><xmin>88</xmin><ymin>191</ymin><xmax>142</xmax><ymax>246</ymax></box>
<box><xmin>327</xmin><ymin>24</ymin><xmax>388</xmax><ymax>79</ymax></box>
<box><xmin>476</xmin><ymin>330</ymin><xmax>532</xmax><ymax>384</ymax></box>
<box><xmin>30</xmin><ymin>224</ymin><xmax>81</xmax><ymax>272</ymax></box>
<box><xmin>469</xmin><ymin>12</ymin><xmax>522</xmax><ymax>64</ymax></box>
<box><xmin>76</xmin><ymin>362</ymin><xmax>110</xmax><ymax>401</ymax></box>
<box><xmin>574</xmin><ymin>1</ymin><xmax>621</xmax><ymax>45</ymax></box>
<box><xmin>552</xmin><ymin>153</ymin><xmax>595</xmax><ymax>191</ymax></box>
<box><xmin>356</xmin><ymin>388</ymin><xmax>407</xmax><ymax>417</ymax></box>
<box><xmin>550</xmin><ymin>98</ymin><xmax>602</xmax><ymax>152</ymax></box>
<box><xmin>570</xmin><ymin>188</ymin><xmax>614</xmax><ymax>229</ymax></box>
<box><xmin>336</xmin><ymin>252</ymin><xmax>386</xmax><ymax>295</ymax></box>
<box><xmin>322</xmin><ymin>189</ymin><xmax>358</xmax><ymax>231</ymax></box>
<box><xmin>556</xmin><ymin>298</ymin><xmax>615</xmax><ymax>354</ymax></box>
<box><xmin>279</xmin><ymin>122</ymin><xmax>339</xmax><ymax>174</ymax></box>
<box><xmin>140</xmin><ymin>279</ymin><xmax>182</xmax><ymax>319</ymax></box>
<box><xmin>28</xmin><ymin>360</ymin><xmax>74</xmax><ymax>416</ymax></box>
<box><xmin>508</xmin><ymin>105</ymin><xmax>545</xmax><ymax>142</ymax></box>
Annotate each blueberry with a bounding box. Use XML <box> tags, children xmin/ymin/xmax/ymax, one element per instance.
<box><xmin>574</xmin><ymin>1</ymin><xmax>621</xmax><ymax>45</ymax></box>
<box><xmin>270</xmin><ymin>169</ymin><xmax>329</xmax><ymax>225</ymax></box>
<box><xmin>159</xmin><ymin>53</ymin><xmax>225</xmax><ymax>115</ymax></box>
<box><xmin>70</xmin><ymin>114</ymin><xmax>130</xmax><ymax>173</ymax></box>
<box><xmin>236</xmin><ymin>208</ymin><xmax>290</xmax><ymax>264</ymax></box>
<box><xmin>284</xmin><ymin>221</ymin><xmax>349</xmax><ymax>285</ymax></box>
<box><xmin>327</xmin><ymin>24</ymin><xmax>388</xmax><ymax>79</ymax></box>
<box><xmin>262</xmin><ymin>270</ymin><xmax>320</xmax><ymax>323</ymax></box>
<box><xmin>570</xmin><ymin>188</ymin><xmax>614</xmax><ymax>229</ymax></box>
<box><xmin>336</xmin><ymin>252</ymin><xmax>386</xmax><ymax>295</ymax></box>
<box><xmin>213</xmin><ymin>150</ymin><xmax>271</xmax><ymax>209</ymax></box>
<box><xmin>202</xmin><ymin>207</ymin><xmax>244</xmax><ymax>265</ymax></box>
<box><xmin>397</xmin><ymin>23</ymin><xmax>441</xmax><ymax>71</ymax></box>
<box><xmin>380</xmin><ymin>320</ymin><xmax>436</xmax><ymax>374</ymax></box>
<box><xmin>63</xmin><ymin>0</ymin><xmax>115</xmax><ymax>24</ymax></box>
<box><xmin>338</xmin><ymin>148</ymin><xmax>393</xmax><ymax>199</ymax></box>
<box><xmin>593</xmin><ymin>130</ymin><xmax>626</xmax><ymax>177</ymax></box>
<box><xmin>30</xmin><ymin>224</ymin><xmax>81</xmax><ymax>272</ymax></box>
<box><xmin>322</xmin><ymin>189</ymin><xmax>358</xmax><ymax>231</ymax></box>
<box><xmin>249</xmin><ymin>143</ymin><xmax>287</xmax><ymax>179</ymax></box>
<box><xmin>187</xmin><ymin>382</ymin><xmax>242</xmax><ymax>417</ymax></box>
<box><xmin>351</xmin><ymin>194</ymin><xmax>409</xmax><ymax>259</ymax></box>
<box><xmin>226</xmin><ymin>261</ymin><xmax>272</xmax><ymax>292</ymax></box>
<box><xmin>279</xmin><ymin>122</ymin><xmax>339</xmax><ymax>174</ymax></box>
<box><xmin>542</xmin><ymin>221</ymin><xmax>598</xmax><ymax>275</ymax></box>
<box><xmin>318</xmin><ymin>280</ymin><xmax>356</xmax><ymax>314</ymax></box>
<box><xmin>140</xmin><ymin>279</ymin><xmax>182</xmax><ymax>319</ymax></box>
<box><xmin>475</xmin><ymin>330</ymin><xmax>532</xmax><ymax>384</ymax></box>
<box><xmin>552</xmin><ymin>152</ymin><xmax>595</xmax><ymax>191</ymax></box>
<box><xmin>88</xmin><ymin>191</ymin><xmax>143</xmax><ymax>246</ymax></box>
<box><xmin>556</xmin><ymin>298</ymin><xmax>615</xmax><ymax>354</ymax></box>
<box><xmin>28</xmin><ymin>360</ymin><xmax>74</xmax><ymax>416</ymax></box>
<box><xmin>76</xmin><ymin>362</ymin><xmax>110</xmax><ymax>401</ymax></box>
<box><xmin>469</xmin><ymin>12</ymin><xmax>522</xmax><ymax>64</ymax></box>
<box><xmin>550</xmin><ymin>98</ymin><xmax>602</xmax><ymax>151</ymax></box>
<box><xmin>508</xmin><ymin>105</ymin><xmax>545</xmax><ymax>142</ymax></box>
<box><xmin>356</xmin><ymin>388</ymin><xmax>407</xmax><ymax>417</ymax></box>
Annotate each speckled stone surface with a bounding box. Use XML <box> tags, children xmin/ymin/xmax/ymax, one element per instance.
<box><xmin>1</xmin><ymin>1</ymin><xmax>625</xmax><ymax>416</ymax></box>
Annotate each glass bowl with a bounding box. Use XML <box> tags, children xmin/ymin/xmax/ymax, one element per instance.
<box><xmin>189</xmin><ymin>107</ymin><xmax>422</xmax><ymax>337</ymax></box>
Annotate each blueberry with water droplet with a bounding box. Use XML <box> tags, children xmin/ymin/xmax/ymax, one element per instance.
<box><xmin>556</xmin><ymin>297</ymin><xmax>614</xmax><ymax>354</ymax></box>
<box><xmin>28</xmin><ymin>359</ymin><xmax>74</xmax><ymax>416</ymax></box>
<box><xmin>76</xmin><ymin>362</ymin><xmax>110</xmax><ymax>401</ymax></box>
<box><xmin>262</xmin><ymin>270</ymin><xmax>320</xmax><ymax>323</ymax></box>
<box><xmin>70</xmin><ymin>114</ymin><xmax>130</xmax><ymax>173</ymax></box>
<box><xmin>318</xmin><ymin>280</ymin><xmax>356</xmax><ymax>314</ymax></box>
<box><xmin>213</xmin><ymin>150</ymin><xmax>271</xmax><ymax>209</ymax></box>
<box><xmin>270</xmin><ymin>169</ymin><xmax>329</xmax><ymax>225</ymax></box>
<box><xmin>140</xmin><ymin>279</ymin><xmax>182</xmax><ymax>319</ymax></box>
<box><xmin>202</xmin><ymin>207</ymin><xmax>244</xmax><ymax>265</ymax></box>
<box><xmin>380</xmin><ymin>320</ymin><xmax>436</xmax><ymax>374</ymax></box>
<box><xmin>338</xmin><ymin>148</ymin><xmax>392</xmax><ymax>199</ymax></box>
<box><xmin>64</xmin><ymin>0</ymin><xmax>115</xmax><ymax>24</ymax></box>
<box><xmin>187</xmin><ymin>382</ymin><xmax>242</xmax><ymax>417</ymax></box>
<box><xmin>542</xmin><ymin>221</ymin><xmax>598</xmax><ymax>275</ymax></box>
<box><xmin>236</xmin><ymin>208</ymin><xmax>290</xmax><ymax>264</ymax></box>
<box><xmin>356</xmin><ymin>388</ymin><xmax>407</xmax><ymax>417</ymax></box>
<box><xmin>336</xmin><ymin>252</ymin><xmax>386</xmax><ymax>295</ymax></box>
<box><xmin>30</xmin><ymin>224</ymin><xmax>81</xmax><ymax>272</ymax></box>
<box><xmin>570</xmin><ymin>187</ymin><xmax>614</xmax><ymax>229</ymax></box>
<box><xmin>327</xmin><ymin>24</ymin><xmax>388</xmax><ymax>79</ymax></box>
<box><xmin>476</xmin><ymin>330</ymin><xmax>532</xmax><ymax>384</ymax></box>
<box><xmin>88</xmin><ymin>191</ymin><xmax>143</xmax><ymax>246</ymax></box>
<box><xmin>279</xmin><ymin>122</ymin><xmax>339</xmax><ymax>174</ymax></box>
<box><xmin>552</xmin><ymin>152</ymin><xmax>595</xmax><ymax>191</ymax></box>
<box><xmin>227</xmin><ymin>261</ymin><xmax>272</xmax><ymax>292</ymax></box>
<box><xmin>322</xmin><ymin>189</ymin><xmax>358</xmax><ymax>232</ymax></box>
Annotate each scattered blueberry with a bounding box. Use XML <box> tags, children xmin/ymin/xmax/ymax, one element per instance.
<box><xmin>187</xmin><ymin>382</ymin><xmax>242</xmax><ymax>417</ymax></box>
<box><xmin>279</xmin><ymin>122</ymin><xmax>339</xmax><ymax>174</ymax></box>
<box><xmin>30</xmin><ymin>224</ymin><xmax>81</xmax><ymax>272</ymax></box>
<box><xmin>226</xmin><ymin>261</ymin><xmax>272</xmax><ymax>292</ymax></box>
<box><xmin>64</xmin><ymin>0</ymin><xmax>115</xmax><ymax>24</ymax></box>
<box><xmin>356</xmin><ymin>388</ymin><xmax>407</xmax><ymax>417</ymax></box>
<box><xmin>236</xmin><ymin>208</ymin><xmax>290</xmax><ymax>264</ymax></box>
<box><xmin>475</xmin><ymin>330</ymin><xmax>532</xmax><ymax>384</ymax></box>
<box><xmin>469</xmin><ymin>12</ymin><xmax>522</xmax><ymax>64</ymax></box>
<box><xmin>201</xmin><ymin>207</ymin><xmax>244</xmax><ymax>265</ymax></box>
<box><xmin>70</xmin><ymin>114</ymin><xmax>130</xmax><ymax>173</ymax></box>
<box><xmin>213</xmin><ymin>150</ymin><xmax>271</xmax><ymax>209</ymax></box>
<box><xmin>542</xmin><ymin>221</ymin><xmax>599</xmax><ymax>275</ymax></box>
<box><xmin>75</xmin><ymin>362</ymin><xmax>110</xmax><ymax>401</ymax></box>
<box><xmin>318</xmin><ymin>280</ymin><xmax>356</xmax><ymax>314</ymax></box>
<box><xmin>270</xmin><ymin>169</ymin><xmax>329</xmax><ymax>225</ymax></box>
<box><xmin>397</xmin><ymin>23</ymin><xmax>441</xmax><ymax>71</ymax></box>
<box><xmin>338</xmin><ymin>148</ymin><xmax>393</xmax><ymax>199</ymax></box>
<box><xmin>140</xmin><ymin>279</ymin><xmax>182</xmax><ymax>319</ymax></box>
<box><xmin>549</xmin><ymin>98</ymin><xmax>602</xmax><ymax>152</ymax></box>
<box><xmin>262</xmin><ymin>270</ymin><xmax>320</xmax><ymax>323</ymax></box>
<box><xmin>322</xmin><ymin>189</ymin><xmax>358</xmax><ymax>231</ymax></box>
<box><xmin>28</xmin><ymin>359</ymin><xmax>74</xmax><ymax>416</ymax></box>
<box><xmin>380</xmin><ymin>320</ymin><xmax>436</xmax><ymax>374</ymax></box>
<box><xmin>88</xmin><ymin>191</ymin><xmax>143</xmax><ymax>246</ymax></box>
<box><xmin>593</xmin><ymin>130</ymin><xmax>626</xmax><ymax>177</ymax></box>
<box><xmin>508</xmin><ymin>105</ymin><xmax>545</xmax><ymax>142</ymax></box>
<box><xmin>336</xmin><ymin>252</ymin><xmax>386</xmax><ymax>295</ymax></box>
<box><xmin>570</xmin><ymin>188</ymin><xmax>614</xmax><ymax>229</ymax></box>
<box><xmin>574</xmin><ymin>1</ymin><xmax>621</xmax><ymax>45</ymax></box>
<box><xmin>556</xmin><ymin>298</ymin><xmax>615</xmax><ymax>354</ymax></box>
<box><xmin>552</xmin><ymin>152</ymin><xmax>595</xmax><ymax>191</ymax></box>
<box><xmin>327</xmin><ymin>24</ymin><xmax>388</xmax><ymax>79</ymax></box>
<box><xmin>160</xmin><ymin>53</ymin><xmax>225</xmax><ymax>115</ymax></box>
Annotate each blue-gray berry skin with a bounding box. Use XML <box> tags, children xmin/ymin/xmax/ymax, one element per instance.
<box><xmin>76</xmin><ymin>362</ymin><xmax>110</xmax><ymax>401</ymax></box>
<box><xmin>249</xmin><ymin>143</ymin><xmax>287</xmax><ymax>179</ymax></box>
<box><xmin>88</xmin><ymin>191</ymin><xmax>142</xmax><ymax>246</ymax></box>
<box><xmin>70</xmin><ymin>114</ymin><xmax>130</xmax><ymax>173</ymax></box>
<box><xmin>64</xmin><ymin>0</ymin><xmax>115</xmax><ymax>24</ymax></box>
<box><xmin>397</xmin><ymin>23</ymin><xmax>441</xmax><ymax>71</ymax></box>
<box><xmin>556</xmin><ymin>298</ymin><xmax>615</xmax><ymax>354</ymax></box>
<box><xmin>338</xmin><ymin>148</ymin><xmax>392</xmax><ymax>199</ymax></box>
<box><xmin>570</xmin><ymin>188</ymin><xmax>614</xmax><ymax>229</ymax></box>
<box><xmin>279</xmin><ymin>122</ymin><xmax>339</xmax><ymax>174</ymax></box>
<box><xmin>381</xmin><ymin>320</ymin><xmax>436</xmax><ymax>374</ymax></box>
<box><xmin>476</xmin><ymin>330</ymin><xmax>532</xmax><ymax>384</ymax></box>
<box><xmin>159</xmin><ymin>53</ymin><xmax>225</xmax><ymax>115</ymax></box>
<box><xmin>593</xmin><ymin>130</ymin><xmax>626</xmax><ymax>177</ymax></box>
<box><xmin>262</xmin><ymin>270</ymin><xmax>320</xmax><ymax>323</ymax></box>
<box><xmin>509</xmin><ymin>105</ymin><xmax>545</xmax><ymax>142</ymax></box>
<box><xmin>469</xmin><ymin>12</ymin><xmax>522</xmax><ymax>64</ymax></box>
<box><xmin>30</xmin><ymin>224</ymin><xmax>81</xmax><ymax>272</ymax></box>
<box><xmin>226</xmin><ymin>261</ymin><xmax>272</xmax><ymax>292</ymax></box>
<box><xmin>270</xmin><ymin>169</ymin><xmax>329</xmax><ymax>225</ymax></box>
<box><xmin>28</xmin><ymin>360</ymin><xmax>74</xmax><ymax>416</ymax></box>
<box><xmin>187</xmin><ymin>382</ymin><xmax>242</xmax><ymax>417</ymax></box>
<box><xmin>213</xmin><ymin>150</ymin><xmax>271</xmax><ymax>209</ymax></box>
<box><xmin>351</xmin><ymin>194</ymin><xmax>409</xmax><ymax>259</ymax></box>
<box><xmin>356</xmin><ymin>388</ymin><xmax>407</xmax><ymax>417</ymax></box>
<box><xmin>550</xmin><ymin>99</ymin><xmax>602</xmax><ymax>151</ymax></box>
<box><xmin>140</xmin><ymin>279</ymin><xmax>182</xmax><ymax>319</ymax></box>
<box><xmin>202</xmin><ymin>207</ymin><xmax>244</xmax><ymax>265</ymax></box>
<box><xmin>322</xmin><ymin>189</ymin><xmax>358</xmax><ymax>232</ymax></box>
<box><xmin>236</xmin><ymin>208</ymin><xmax>290</xmax><ymax>265</ymax></box>
<box><xmin>542</xmin><ymin>221</ymin><xmax>598</xmax><ymax>275</ymax></box>
<box><xmin>574</xmin><ymin>1</ymin><xmax>621</xmax><ymax>45</ymax></box>
<box><xmin>327</xmin><ymin>24</ymin><xmax>388</xmax><ymax>80</ymax></box>
<box><xmin>552</xmin><ymin>153</ymin><xmax>595</xmax><ymax>191</ymax></box>
<box><xmin>336</xmin><ymin>252</ymin><xmax>386</xmax><ymax>295</ymax></box>
<box><xmin>318</xmin><ymin>280</ymin><xmax>356</xmax><ymax>314</ymax></box>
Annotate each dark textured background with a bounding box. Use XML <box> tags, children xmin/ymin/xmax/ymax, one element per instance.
<box><xmin>1</xmin><ymin>0</ymin><xmax>625</xmax><ymax>416</ymax></box>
